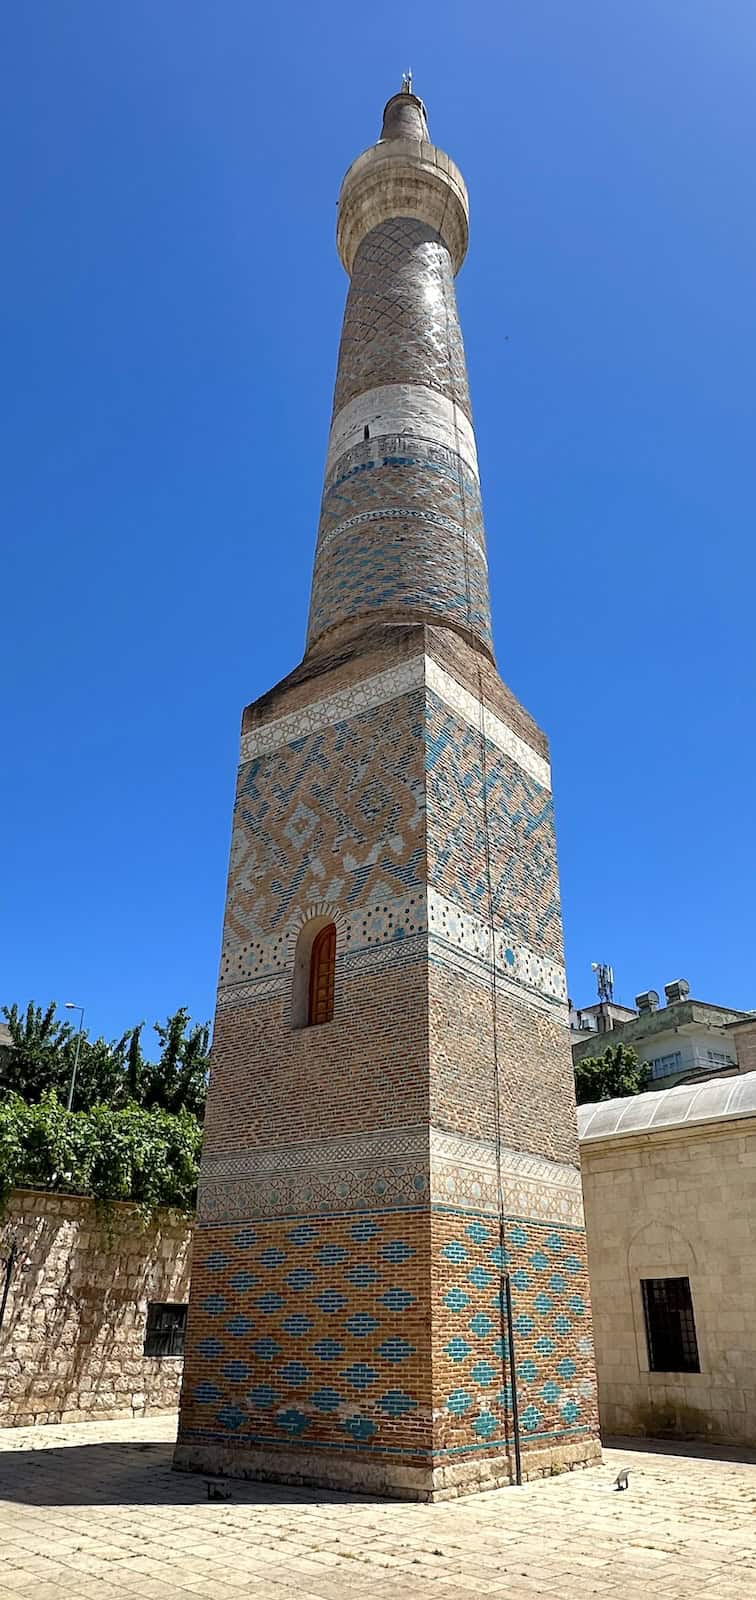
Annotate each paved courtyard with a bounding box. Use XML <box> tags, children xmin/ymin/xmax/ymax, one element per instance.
<box><xmin>0</xmin><ymin>1415</ymin><xmax>755</xmax><ymax>1599</ymax></box>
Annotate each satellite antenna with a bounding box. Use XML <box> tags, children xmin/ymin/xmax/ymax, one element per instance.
<box><xmin>591</xmin><ymin>962</ymin><xmax>614</xmax><ymax>1004</ymax></box>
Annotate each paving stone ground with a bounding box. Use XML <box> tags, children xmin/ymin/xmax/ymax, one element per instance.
<box><xmin>0</xmin><ymin>1414</ymin><xmax>755</xmax><ymax>1599</ymax></box>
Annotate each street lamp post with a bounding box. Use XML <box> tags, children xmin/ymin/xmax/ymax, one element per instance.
<box><xmin>64</xmin><ymin>1003</ymin><xmax>85</xmax><ymax>1112</ymax></box>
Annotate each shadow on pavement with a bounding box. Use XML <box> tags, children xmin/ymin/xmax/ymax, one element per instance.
<box><xmin>605</xmin><ymin>1433</ymin><xmax>756</xmax><ymax>1467</ymax></box>
<box><xmin>0</xmin><ymin>1437</ymin><xmax>389</xmax><ymax>1508</ymax></box>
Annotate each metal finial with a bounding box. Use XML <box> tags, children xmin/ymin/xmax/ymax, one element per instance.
<box><xmin>401</xmin><ymin>69</ymin><xmax>413</xmax><ymax>94</ymax></box>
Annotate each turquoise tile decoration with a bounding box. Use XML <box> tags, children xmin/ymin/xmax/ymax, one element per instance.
<box><xmin>521</xmin><ymin>1404</ymin><xmax>543</xmax><ymax>1433</ymax></box>
<box><xmin>247</xmin><ymin>1384</ymin><xmax>276</xmax><ymax>1410</ymax></box>
<box><xmin>345</xmin><ymin>1313</ymin><xmax>380</xmax><ymax>1337</ymax></box>
<box><xmin>378</xmin><ymin>1390</ymin><xmax>416</xmax><ymax>1417</ymax></box>
<box><xmin>225</xmin><ymin>1314</ymin><xmax>253</xmax><ymax>1337</ymax></box>
<box><xmin>318</xmin><ymin>1244</ymin><xmax>348</xmax><ymax>1266</ymax></box>
<box><xmin>380</xmin><ymin>1240</ymin><xmax>414</xmax><ymax>1264</ymax></box>
<box><xmin>286</xmin><ymin>1268</ymin><xmax>314</xmax><ymax>1291</ymax></box>
<box><xmin>196</xmin><ymin>1338</ymin><xmax>222</xmax><ymax>1359</ymax></box>
<box><xmin>441</xmin><ymin>1241</ymin><xmax>468</xmax><ymax>1264</ymax></box>
<box><xmin>277</xmin><ymin>1408</ymin><xmax>309</xmax><ymax>1435</ymax></box>
<box><xmin>351</xmin><ymin>1219</ymin><xmax>378</xmax><ymax>1241</ymax></box>
<box><xmin>282</xmin><ymin>1315</ymin><xmax>312</xmax><ymax>1337</ymax></box>
<box><xmin>380</xmin><ymin>1288</ymin><xmax>415</xmax><ymax>1311</ymax></box>
<box><xmin>222</xmin><ymin>1361</ymin><xmax>250</xmax><ymax>1383</ymax></box>
<box><xmin>314</xmin><ymin>1290</ymin><xmax>347</xmax><ymax>1313</ymax></box>
<box><xmin>194</xmin><ymin>1382</ymin><xmax>221</xmax><ymax>1404</ymax></box>
<box><xmin>445</xmin><ymin>1337</ymin><xmax>472</xmax><ymax>1362</ymax></box>
<box><xmin>205</xmin><ymin>1251</ymin><xmax>230</xmax><ymax>1271</ymax></box>
<box><xmin>312</xmin><ymin>1339</ymin><xmax>344</xmax><ymax>1362</ymax></box>
<box><xmin>201</xmin><ymin>1294</ymin><xmax>226</xmax><ymax>1316</ymax></box>
<box><xmin>447</xmin><ymin>1389</ymin><xmax>473</xmax><ymax>1414</ymax></box>
<box><xmin>217</xmin><ymin>1404</ymin><xmax>245</xmax><ymax>1431</ymax></box>
<box><xmin>343</xmin><ymin>1363</ymin><xmax>377</xmax><ymax>1390</ymax></box>
<box><xmin>287</xmin><ymin>1224</ymin><xmax>318</xmax><ymax>1246</ymax></box>
<box><xmin>279</xmin><ymin>1362</ymin><xmax>310</xmax><ymax>1386</ymax></box>
<box><xmin>258</xmin><ymin>1248</ymin><xmax>286</xmax><ymax>1269</ymax></box>
<box><xmin>472</xmin><ymin>1411</ymin><xmax>498</xmax><ymax>1439</ymax></box>
<box><xmin>444</xmin><ymin>1288</ymin><xmax>470</xmax><ymax>1312</ymax></box>
<box><xmin>378</xmin><ymin>1338</ymin><xmax>415</xmax><ymax>1364</ymax></box>
<box><xmin>311</xmin><ymin>1388</ymin><xmax>343</xmax><ymax>1412</ymax></box>
<box><xmin>229</xmin><ymin>1270</ymin><xmax>256</xmax><ymax>1293</ymax></box>
<box><xmin>341</xmin><ymin>1415</ymin><xmax>376</xmax><ymax>1441</ymax></box>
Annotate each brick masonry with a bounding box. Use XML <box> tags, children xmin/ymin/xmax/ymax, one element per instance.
<box><xmin>175</xmin><ymin>89</ymin><xmax>600</xmax><ymax>1496</ymax></box>
<box><xmin>0</xmin><ymin>1190</ymin><xmax>191</xmax><ymax>1427</ymax></box>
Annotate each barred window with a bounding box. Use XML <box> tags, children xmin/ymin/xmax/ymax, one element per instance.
<box><xmin>144</xmin><ymin>1302</ymin><xmax>187</xmax><ymax>1358</ymax></box>
<box><xmin>641</xmin><ymin>1278</ymin><xmax>700</xmax><ymax>1373</ymax></box>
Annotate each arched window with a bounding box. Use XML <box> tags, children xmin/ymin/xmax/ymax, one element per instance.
<box><xmin>291</xmin><ymin>917</ymin><xmax>337</xmax><ymax>1029</ymax></box>
<box><xmin>308</xmin><ymin>922</ymin><xmax>336</xmax><ymax>1026</ymax></box>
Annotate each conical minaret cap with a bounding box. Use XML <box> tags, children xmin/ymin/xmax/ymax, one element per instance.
<box><xmin>379</xmin><ymin>90</ymin><xmax>430</xmax><ymax>144</ymax></box>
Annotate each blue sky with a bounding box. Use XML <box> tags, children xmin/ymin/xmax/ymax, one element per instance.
<box><xmin>3</xmin><ymin>1</ymin><xmax>755</xmax><ymax>1046</ymax></box>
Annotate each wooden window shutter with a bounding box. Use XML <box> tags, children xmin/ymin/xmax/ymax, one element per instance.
<box><xmin>308</xmin><ymin>923</ymin><xmax>336</xmax><ymax>1026</ymax></box>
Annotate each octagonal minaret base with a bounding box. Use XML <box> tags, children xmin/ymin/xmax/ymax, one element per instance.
<box><xmin>175</xmin><ymin>86</ymin><xmax>600</xmax><ymax>1499</ymax></box>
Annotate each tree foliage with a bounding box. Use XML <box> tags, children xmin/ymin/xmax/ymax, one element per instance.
<box><xmin>574</xmin><ymin>1042</ymin><xmax>651</xmax><ymax>1106</ymax></box>
<box><xmin>0</xmin><ymin>1093</ymin><xmax>201</xmax><ymax>1218</ymax></box>
<box><xmin>0</xmin><ymin>1002</ymin><xmax>210</xmax><ymax>1117</ymax></box>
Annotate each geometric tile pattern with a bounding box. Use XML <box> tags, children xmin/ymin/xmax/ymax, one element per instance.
<box><xmin>221</xmin><ymin>682</ymin><xmax>563</xmax><ymax>1004</ymax></box>
<box><xmin>196</xmin><ymin>1125</ymin><xmax>583</xmax><ymax>1228</ymax></box>
<box><xmin>426</xmin><ymin>691</ymin><xmax>564</xmax><ymax>961</ymax></box>
<box><xmin>221</xmin><ymin>690</ymin><xmax>425</xmax><ymax>976</ymax></box>
<box><xmin>307</xmin><ymin>448</ymin><xmax>492</xmax><ymax>652</ymax></box>
<box><xmin>332</xmin><ymin>218</ymin><xmax>472</xmax><ymax>417</ymax></box>
<box><xmin>179</xmin><ymin>1207</ymin><xmax>597</xmax><ymax>1465</ymax></box>
<box><xmin>433</xmin><ymin>1213</ymin><xmax>598</xmax><ymax>1455</ymax></box>
<box><xmin>240</xmin><ymin>653</ymin><xmax>550</xmax><ymax>789</ymax></box>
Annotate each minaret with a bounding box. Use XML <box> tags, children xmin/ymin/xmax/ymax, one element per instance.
<box><xmin>175</xmin><ymin>83</ymin><xmax>600</xmax><ymax>1499</ymax></box>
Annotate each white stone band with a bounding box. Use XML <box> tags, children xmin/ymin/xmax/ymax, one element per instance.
<box><xmin>240</xmin><ymin>654</ymin><xmax>551</xmax><ymax>791</ymax></box>
<box><xmin>326</xmin><ymin>383</ymin><xmax>479</xmax><ymax>480</ymax></box>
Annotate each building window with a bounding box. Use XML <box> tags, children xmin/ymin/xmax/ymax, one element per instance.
<box><xmin>649</xmin><ymin>1050</ymin><xmax>682</xmax><ymax>1079</ymax></box>
<box><xmin>705</xmin><ymin>1050</ymin><xmax>735</xmax><ymax>1068</ymax></box>
<box><xmin>144</xmin><ymin>1302</ymin><xmax>187</xmax><ymax>1358</ymax></box>
<box><xmin>641</xmin><ymin>1278</ymin><xmax>700</xmax><ymax>1373</ymax></box>
<box><xmin>308</xmin><ymin>922</ymin><xmax>336</xmax><ymax>1026</ymax></box>
<box><xmin>291</xmin><ymin>916</ymin><xmax>338</xmax><ymax>1028</ymax></box>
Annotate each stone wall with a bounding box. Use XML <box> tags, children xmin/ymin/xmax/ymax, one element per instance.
<box><xmin>0</xmin><ymin>1190</ymin><xmax>192</xmax><ymax>1427</ymax></box>
<box><xmin>581</xmin><ymin>1118</ymin><xmax>756</xmax><ymax>1445</ymax></box>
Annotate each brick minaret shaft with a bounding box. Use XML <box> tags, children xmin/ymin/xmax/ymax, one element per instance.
<box><xmin>176</xmin><ymin>85</ymin><xmax>600</xmax><ymax>1499</ymax></box>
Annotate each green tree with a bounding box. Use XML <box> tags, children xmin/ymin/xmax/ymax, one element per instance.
<box><xmin>0</xmin><ymin>1002</ymin><xmax>74</xmax><ymax>1101</ymax></box>
<box><xmin>574</xmin><ymin>1042</ymin><xmax>651</xmax><ymax>1106</ymax></box>
<box><xmin>139</xmin><ymin>1009</ymin><xmax>210</xmax><ymax>1118</ymax></box>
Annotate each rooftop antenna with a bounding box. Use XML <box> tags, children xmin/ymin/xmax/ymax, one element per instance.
<box><xmin>401</xmin><ymin>68</ymin><xmax>413</xmax><ymax>93</ymax></box>
<box><xmin>591</xmin><ymin>962</ymin><xmax>614</xmax><ymax>1004</ymax></box>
